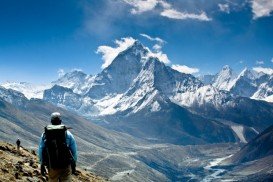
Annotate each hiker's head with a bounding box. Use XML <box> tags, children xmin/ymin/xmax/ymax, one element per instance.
<box><xmin>51</xmin><ymin>112</ymin><xmax>62</xmax><ymax>125</ymax></box>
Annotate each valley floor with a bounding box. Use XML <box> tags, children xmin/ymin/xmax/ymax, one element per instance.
<box><xmin>2</xmin><ymin>139</ymin><xmax>272</xmax><ymax>181</ymax></box>
<box><xmin>78</xmin><ymin>142</ymin><xmax>241</xmax><ymax>181</ymax></box>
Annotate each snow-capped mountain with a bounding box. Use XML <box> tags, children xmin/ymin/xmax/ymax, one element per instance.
<box><xmin>42</xmin><ymin>40</ymin><xmax>273</xmax><ymax>145</ymax></box>
<box><xmin>172</xmin><ymin>85</ymin><xmax>233</xmax><ymax>109</ymax></box>
<box><xmin>198</xmin><ymin>74</ymin><xmax>214</xmax><ymax>85</ymax></box>
<box><xmin>100</xmin><ymin>57</ymin><xmax>203</xmax><ymax>116</ymax></box>
<box><xmin>85</xmin><ymin>41</ymin><xmax>148</xmax><ymax>99</ymax></box>
<box><xmin>202</xmin><ymin>66</ymin><xmax>273</xmax><ymax>102</ymax></box>
<box><xmin>1</xmin><ymin>81</ymin><xmax>51</xmax><ymax>99</ymax></box>
<box><xmin>52</xmin><ymin>70</ymin><xmax>90</xmax><ymax>95</ymax></box>
<box><xmin>251</xmin><ymin>75</ymin><xmax>273</xmax><ymax>101</ymax></box>
<box><xmin>2</xmin><ymin>39</ymin><xmax>273</xmax><ymax>145</ymax></box>
<box><xmin>0</xmin><ymin>86</ymin><xmax>28</xmax><ymax>106</ymax></box>
<box><xmin>212</xmin><ymin>65</ymin><xmax>237</xmax><ymax>91</ymax></box>
<box><xmin>229</xmin><ymin>68</ymin><xmax>261</xmax><ymax>97</ymax></box>
<box><xmin>44</xmin><ymin>43</ymin><xmax>206</xmax><ymax>118</ymax></box>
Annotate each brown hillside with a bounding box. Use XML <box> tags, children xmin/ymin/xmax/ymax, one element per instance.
<box><xmin>0</xmin><ymin>141</ymin><xmax>105</xmax><ymax>182</ymax></box>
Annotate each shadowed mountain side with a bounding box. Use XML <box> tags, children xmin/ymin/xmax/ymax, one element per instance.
<box><xmin>225</xmin><ymin>124</ymin><xmax>273</xmax><ymax>164</ymax></box>
<box><xmin>189</xmin><ymin>97</ymin><xmax>273</xmax><ymax>131</ymax></box>
<box><xmin>218</xmin><ymin>125</ymin><xmax>273</xmax><ymax>181</ymax></box>
<box><xmin>102</xmin><ymin>98</ymin><xmax>237</xmax><ymax>145</ymax></box>
<box><xmin>0</xmin><ymin>97</ymin><xmax>144</xmax><ymax>152</ymax></box>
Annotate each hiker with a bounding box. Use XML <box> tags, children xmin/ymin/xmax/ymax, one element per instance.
<box><xmin>38</xmin><ymin>112</ymin><xmax>77</xmax><ymax>182</ymax></box>
<box><xmin>16</xmin><ymin>138</ymin><xmax>21</xmax><ymax>153</ymax></box>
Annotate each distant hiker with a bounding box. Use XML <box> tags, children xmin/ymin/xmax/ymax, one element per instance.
<box><xmin>16</xmin><ymin>138</ymin><xmax>21</xmax><ymax>153</ymax></box>
<box><xmin>38</xmin><ymin>112</ymin><xmax>77</xmax><ymax>182</ymax></box>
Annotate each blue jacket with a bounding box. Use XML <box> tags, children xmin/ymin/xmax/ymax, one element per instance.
<box><xmin>38</xmin><ymin>128</ymin><xmax>77</xmax><ymax>164</ymax></box>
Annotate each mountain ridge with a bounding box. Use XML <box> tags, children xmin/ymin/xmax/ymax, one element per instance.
<box><xmin>2</xmin><ymin>40</ymin><xmax>273</xmax><ymax>146</ymax></box>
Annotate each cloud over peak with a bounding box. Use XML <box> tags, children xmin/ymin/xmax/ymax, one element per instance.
<box><xmin>96</xmin><ymin>37</ymin><xmax>136</xmax><ymax>69</ymax></box>
<box><xmin>171</xmin><ymin>64</ymin><xmax>199</xmax><ymax>74</ymax></box>
<box><xmin>58</xmin><ymin>69</ymin><xmax>65</xmax><ymax>78</ymax></box>
<box><xmin>140</xmin><ymin>33</ymin><xmax>170</xmax><ymax>64</ymax></box>
<box><xmin>97</xmin><ymin>37</ymin><xmax>170</xmax><ymax>68</ymax></box>
<box><xmin>140</xmin><ymin>33</ymin><xmax>166</xmax><ymax>44</ymax></box>
<box><xmin>253</xmin><ymin>66</ymin><xmax>273</xmax><ymax>75</ymax></box>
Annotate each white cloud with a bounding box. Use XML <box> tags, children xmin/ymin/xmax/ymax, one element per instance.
<box><xmin>161</xmin><ymin>9</ymin><xmax>211</xmax><ymax>21</ymax></box>
<box><xmin>159</xmin><ymin>0</ymin><xmax>171</xmax><ymax>9</ymax></box>
<box><xmin>271</xmin><ymin>58</ymin><xmax>273</xmax><ymax>63</ymax></box>
<box><xmin>171</xmin><ymin>64</ymin><xmax>199</xmax><ymax>74</ymax></box>
<box><xmin>140</xmin><ymin>33</ymin><xmax>166</xmax><ymax>44</ymax></box>
<box><xmin>152</xmin><ymin>44</ymin><xmax>162</xmax><ymax>52</ymax></box>
<box><xmin>147</xmin><ymin>51</ymin><xmax>170</xmax><ymax>64</ymax></box>
<box><xmin>140</xmin><ymin>34</ymin><xmax>169</xmax><ymax>63</ymax></box>
<box><xmin>97</xmin><ymin>36</ymin><xmax>170</xmax><ymax>67</ymax></box>
<box><xmin>218</xmin><ymin>3</ymin><xmax>230</xmax><ymax>13</ymax></box>
<box><xmin>96</xmin><ymin>37</ymin><xmax>136</xmax><ymax>69</ymax></box>
<box><xmin>252</xmin><ymin>0</ymin><xmax>273</xmax><ymax>19</ymax></box>
<box><xmin>58</xmin><ymin>69</ymin><xmax>65</xmax><ymax>77</ymax></box>
<box><xmin>253</xmin><ymin>67</ymin><xmax>273</xmax><ymax>75</ymax></box>
<box><xmin>140</xmin><ymin>33</ymin><xmax>166</xmax><ymax>52</ymax></box>
<box><xmin>256</xmin><ymin>60</ymin><xmax>264</xmax><ymax>65</ymax></box>
<box><xmin>122</xmin><ymin>0</ymin><xmax>211</xmax><ymax>21</ymax></box>
<box><xmin>123</xmin><ymin>0</ymin><xmax>159</xmax><ymax>14</ymax></box>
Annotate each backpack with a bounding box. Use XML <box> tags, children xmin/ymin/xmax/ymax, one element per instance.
<box><xmin>42</xmin><ymin>124</ymin><xmax>72</xmax><ymax>169</ymax></box>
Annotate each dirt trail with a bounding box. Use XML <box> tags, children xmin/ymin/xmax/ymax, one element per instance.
<box><xmin>0</xmin><ymin>141</ymin><xmax>105</xmax><ymax>182</ymax></box>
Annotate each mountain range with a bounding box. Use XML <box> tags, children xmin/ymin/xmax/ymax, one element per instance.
<box><xmin>2</xmin><ymin>41</ymin><xmax>273</xmax><ymax>146</ymax></box>
<box><xmin>200</xmin><ymin>65</ymin><xmax>273</xmax><ymax>102</ymax></box>
<box><xmin>1</xmin><ymin>39</ymin><xmax>273</xmax><ymax>181</ymax></box>
<box><xmin>0</xmin><ymin>86</ymin><xmax>242</xmax><ymax>181</ymax></box>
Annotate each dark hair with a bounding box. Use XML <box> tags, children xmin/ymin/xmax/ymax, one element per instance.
<box><xmin>51</xmin><ymin>118</ymin><xmax>62</xmax><ymax>125</ymax></box>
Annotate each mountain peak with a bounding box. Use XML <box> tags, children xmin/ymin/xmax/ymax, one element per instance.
<box><xmin>61</xmin><ymin>69</ymin><xmax>87</xmax><ymax>79</ymax></box>
<box><xmin>52</xmin><ymin>70</ymin><xmax>88</xmax><ymax>92</ymax></box>
<box><xmin>212</xmin><ymin>65</ymin><xmax>236</xmax><ymax>91</ymax></box>
<box><xmin>119</xmin><ymin>40</ymin><xmax>148</xmax><ymax>58</ymax></box>
<box><xmin>239</xmin><ymin>68</ymin><xmax>258</xmax><ymax>80</ymax></box>
<box><xmin>222</xmin><ymin>65</ymin><xmax>231</xmax><ymax>71</ymax></box>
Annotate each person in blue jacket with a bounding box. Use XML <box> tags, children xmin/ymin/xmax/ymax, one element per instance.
<box><xmin>38</xmin><ymin>112</ymin><xmax>77</xmax><ymax>181</ymax></box>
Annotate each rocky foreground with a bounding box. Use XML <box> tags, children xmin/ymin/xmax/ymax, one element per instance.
<box><xmin>0</xmin><ymin>141</ymin><xmax>105</xmax><ymax>182</ymax></box>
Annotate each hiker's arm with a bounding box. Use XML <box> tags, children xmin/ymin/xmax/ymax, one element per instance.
<box><xmin>38</xmin><ymin>133</ymin><xmax>45</xmax><ymax>164</ymax></box>
<box><xmin>67</xmin><ymin>131</ymin><xmax>77</xmax><ymax>162</ymax></box>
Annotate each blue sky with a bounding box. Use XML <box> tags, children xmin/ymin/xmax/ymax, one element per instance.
<box><xmin>0</xmin><ymin>0</ymin><xmax>273</xmax><ymax>83</ymax></box>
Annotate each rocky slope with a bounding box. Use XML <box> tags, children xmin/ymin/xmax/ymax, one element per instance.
<box><xmin>226</xmin><ymin>124</ymin><xmax>273</xmax><ymax>164</ymax></box>
<box><xmin>0</xmin><ymin>141</ymin><xmax>105</xmax><ymax>182</ymax></box>
<box><xmin>216</xmin><ymin>125</ymin><xmax>273</xmax><ymax>181</ymax></box>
